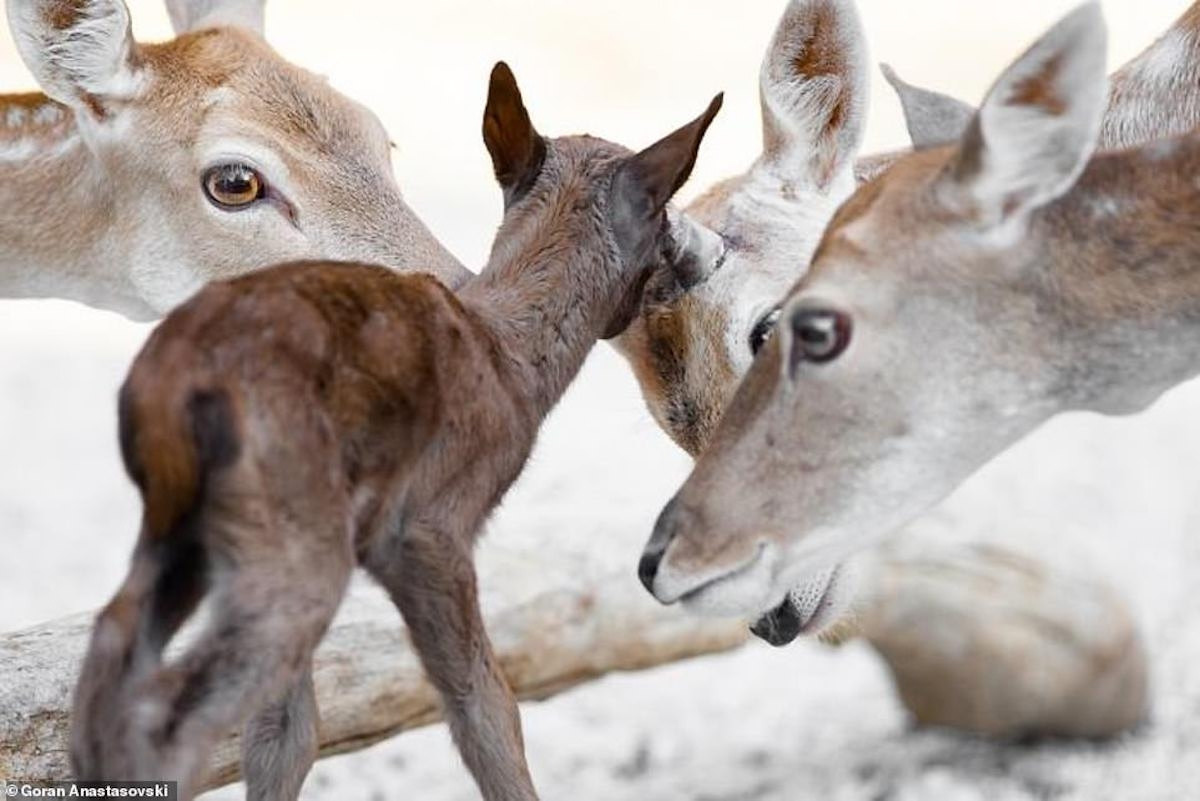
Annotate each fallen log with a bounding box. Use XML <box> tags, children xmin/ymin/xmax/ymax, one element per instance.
<box><xmin>0</xmin><ymin>522</ymin><xmax>1150</xmax><ymax>793</ymax></box>
<box><xmin>0</xmin><ymin>542</ymin><xmax>747</xmax><ymax>793</ymax></box>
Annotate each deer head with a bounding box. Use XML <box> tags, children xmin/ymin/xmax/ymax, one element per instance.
<box><xmin>473</xmin><ymin>61</ymin><xmax>724</xmax><ymax>367</ymax></box>
<box><xmin>640</xmin><ymin>3</ymin><xmax>1117</xmax><ymax>619</ymax></box>
<box><xmin>614</xmin><ymin>0</ymin><xmax>869</xmax><ymax>456</ymax></box>
<box><xmin>2</xmin><ymin>0</ymin><xmax>465</xmax><ymax>319</ymax></box>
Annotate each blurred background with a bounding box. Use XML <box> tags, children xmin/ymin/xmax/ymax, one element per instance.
<box><xmin>3</xmin><ymin>1</ymin><xmax>1199</xmax><ymax>799</ymax></box>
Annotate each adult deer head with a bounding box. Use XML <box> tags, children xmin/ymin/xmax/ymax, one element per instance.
<box><xmin>615</xmin><ymin>0</ymin><xmax>869</xmax><ymax>456</ymax></box>
<box><xmin>1</xmin><ymin>0</ymin><xmax>465</xmax><ymax>319</ymax></box>
<box><xmin>641</xmin><ymin>3</ymin><xmax>1132</xmax><ymax>619</ymax></box>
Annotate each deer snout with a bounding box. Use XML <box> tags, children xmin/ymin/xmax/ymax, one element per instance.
<box><xmin>641</xmin><ymin>498</ymin><xmax>778</xmax><ymax>616</ymax></box>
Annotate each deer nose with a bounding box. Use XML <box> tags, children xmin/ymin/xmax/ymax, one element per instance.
<box><xmin>639</xmin><ymin>498</ymin><xmax>679</xmax><ymax>596</ymax></box>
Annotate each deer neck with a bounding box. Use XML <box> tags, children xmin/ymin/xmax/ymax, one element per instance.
<box><xmin>1034</xmin><ymin>134</ymin><xmax>1200</xmax><ymax>415</ymax></box>
<box><xmin>460</xmin><ymin>203</ymin><xmax>621</xmax><ymax>416</ymax></box>
<box><xmin>0</xmin><ymin>93</ymin><xmax>151</xmax><ymax>317</ymax></box>
<box><xmin>1103</xmin><ymin>3</ymin><xmax>1200</xmax><ymax>149</ymax></box>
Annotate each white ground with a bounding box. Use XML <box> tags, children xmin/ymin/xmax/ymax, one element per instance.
<box><xmin>3</xmin><ymin>302</ymin><xmax>1200</xmax><ymax>801</ymax></box>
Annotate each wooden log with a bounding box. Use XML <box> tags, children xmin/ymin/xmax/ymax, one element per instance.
<box><xmin>0</xmin><ymin>544</ymin><xmax>747</xmax><ymax>792</ymax></box>
<box><xmin>0</xmin><ymin>525</ymin><xmax>1149</xmax><ymax>792</ymax></box>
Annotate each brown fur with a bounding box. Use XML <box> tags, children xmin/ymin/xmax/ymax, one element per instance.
<box><xmin>793</xmin><ymin>1</ymin><xmax>848</xmax><ymax>139</ymax></box>
<box><xmin>70</xmin><ymin>65</ymin><xmax>719</xmax><ymax>801</ymax></box>
<box><xmin>42</xmin><ymin>0</ymin><xmax>86</xmax><ymax>29</ymax></box>
<box><xmin>1010</xmin><ymin>54</ymin><xmax>1067</xmax><ymax>115</ymax></box>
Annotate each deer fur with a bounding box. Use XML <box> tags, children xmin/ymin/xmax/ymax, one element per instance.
<box><xmin>640</xmin><ymin>3</ymin><xmax>1200</xmax><ymax>621</ymax></box>
<box><xmin>68</xmin><ymin>62</ymin><xmax>720</xmax><ymax>801</ymax></box>
<box><xmin>1</xmin><ymin>0</ymin><xmax>466</xmax><ymax>320</ymax></box>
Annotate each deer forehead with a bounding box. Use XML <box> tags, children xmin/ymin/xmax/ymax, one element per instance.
<box><xmin>140</xmin><ymin>29</ymin><xmax>390</xmax><ymax>164</ymax></box>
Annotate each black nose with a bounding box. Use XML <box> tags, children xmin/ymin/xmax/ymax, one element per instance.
<box><xmin>638</xmin><ymin>544</ymin><xmax>665</xmax><ymax>593</ymax></box>
<box><xmin>639</xmin><ymin>499</ymin><xmax>677</xmax><ymax>595</ymax></box>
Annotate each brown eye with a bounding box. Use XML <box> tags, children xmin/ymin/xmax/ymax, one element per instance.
<box><xmin>203</xmin><ymin>163</ymin><xmax>265</xmax><ymax>209</ymax></box>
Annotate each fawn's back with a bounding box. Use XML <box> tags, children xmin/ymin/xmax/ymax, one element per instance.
<box><xmin>122</xmin><ymin>262</ymin><xmax>532</xmax><ymax>543</ymax></box>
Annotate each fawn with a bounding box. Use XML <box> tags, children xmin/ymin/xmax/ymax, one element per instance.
<box><xmin>1</xmin><ymin>0</ymin><xmax>465</xmax><ymax>320</ymax></box>
<box><xmin>68</xmin><ymin>62</ymin><xmax>721</xmax><ymax>800</ymax></box>
<box><xmin>639</xmin><ymin>3</ymin><xmax>1200</xmax><ymax>623</ymax></box>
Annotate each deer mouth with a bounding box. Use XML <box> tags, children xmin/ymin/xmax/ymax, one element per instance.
<box><xmin>750</xmin><ymin>566</ymin><xmax>843</xmax><ymax>647</ymax></box>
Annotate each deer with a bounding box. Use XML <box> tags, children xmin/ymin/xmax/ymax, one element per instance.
<box><xmin>68</xmin><ymin>61</ymin><xmax>721</xmax><ymax>801</ymax></box>
<box><xmin>1</xmin><ymin>0</ymin><xmax>466</xmax><ymax>321</ymax></box>
<box><xmin>619</xmin><ymin>0</ymin><xmax>1200</xmax><ymax>644</ymax></box>
<box><xmin>638</xmin><ymin>2</ymin><xmax>1199</xmax><ymax>632</ymax></box>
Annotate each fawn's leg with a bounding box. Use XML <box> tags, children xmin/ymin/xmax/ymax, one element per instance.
<box><xmin>364</xmin><ymin>525</ymin><xmax>538</xmax><ymax>801</ymax></box>
<box><xmin>72</xmin><ymin>530</ymin><xmax>209</xmax><ymax>780</ymax></box>
<box><xmin>124</xmin><ymin>539</ymin><xmax>352</xmax><ymax>801</ymax></box>
<box><xmin>241</xmin><ymin>665</ymin><xmax>319</xmax><ymax>801</ymax></box>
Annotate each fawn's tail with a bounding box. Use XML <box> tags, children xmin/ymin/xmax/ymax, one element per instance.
<box><xmin>72</xmin><ymin>359</ymin><xmax>239</xmax><ymax>780</ymax></box>
<box><xmin>117</xmin><ymin>360</ymin><xmax>240</xmax><ymax>540</ymax></box>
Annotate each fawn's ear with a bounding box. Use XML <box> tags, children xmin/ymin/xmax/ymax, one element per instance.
<box><xmin>941</xmin><ymin>3</ymin><xmax>1107</xmax><ymax>226</ymax></box>
<box><xmin>881</xmin><ymin>64</ymin><xmax>974</xmax><ymax>149</ymax></box>
<box><xmin>7</xmin><ymin>0</ymin><xmax>141</xmax><ymax>115</ymax></box>
<box><xmin>165</xmin><ymin>0</ymin><xmax>266</xmax><ymax>36</ymax></box>
<box><xmin>602</xmin><ymin>96</ymin><xmax>722</xmax><ymax>340</ymax></box>
<box><xmin>482</xmin><ymin>61</ymin><xmax>546</xmax><ymax>206</ymax></box>
<box><xmin>759</xmin><ymin>0</ymin><xmax>869</xmax><ymax>188</ymax></box>
<box><xmin>614</xmin><ymin>94</ymin><xmax>723</xmax><ymax>227</ymax></box>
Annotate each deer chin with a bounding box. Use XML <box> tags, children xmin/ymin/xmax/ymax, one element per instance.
<box><xmin>749</xmin><ymin>565</ymin><xmax>849</xmax><ymax>647</ymax></box>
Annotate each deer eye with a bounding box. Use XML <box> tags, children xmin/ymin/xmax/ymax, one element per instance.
<box><xmin>749</xmin><ymin>308</ymin><xmax>781</xmax><ymax>355</ymax></box>
<box><xmin>203</xmin><ymin>163</ymin><xmax>265</xmax><ymax>210</ymax></box>
<box><xmin>790</xmin><ymin>306</ymin><xmax>852</xmax><ymax>365</ymax></box>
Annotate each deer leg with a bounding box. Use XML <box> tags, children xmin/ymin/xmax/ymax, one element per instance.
<box><xmin>122</xmin><ymin>546</ymin><xmax>351</xmax><ymax>801</ymax></box>
<box><xmin>241</xmin><ymin>665</ymin><xmax>319</xmax><ymax>801</ymax></box>
<box><xmin>364</xmin><ymin>526</ymin><xmax>538</xmax><ymax>801</ymax></box>
<box><xmin>72</xmin><ymin>530</ymin><xmax>209</xmax><ymax>781</ymax></box>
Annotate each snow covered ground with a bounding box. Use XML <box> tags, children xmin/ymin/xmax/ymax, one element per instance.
<box><xmin>4</xmin><ymin>1</ymin><xmax>1200</xmax><ymax>799</ymax></box>
<box><xmin>4</xmin><ymin>301</ymin><xmax>1200</xmax><ymax>801</ymax></box>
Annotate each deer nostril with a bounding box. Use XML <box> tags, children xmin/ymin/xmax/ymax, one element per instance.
<box><xmin>638</xmin><ymin>546</ymin><xmax>665</xmax><ymax>593</ymax></box>
<box><xmin>640</xmin><ymin>498</ymin><xmax>679</xmax><ymax>595</ymax></box>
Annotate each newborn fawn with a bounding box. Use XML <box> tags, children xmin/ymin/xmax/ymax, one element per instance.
<box><xmin>70</xmin><ymin>62</ymin><xmax>720</xmax><ymax>801</ymax></box>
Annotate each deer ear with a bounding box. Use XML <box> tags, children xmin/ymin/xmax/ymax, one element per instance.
<box><xmin>880</xmin><ymin>64</ymin><xmax>974</xmax><ymax>149</ymax></box>
<box><xmin>6</xmin><ymin>0</ymin><xmax>141</xmax><ymax>114</ymax></box>
<box><xmin>482</xmin><ymin>62</ymin><xmax>546</xmax><ymax>205</ymax></box>
<box><xmin>759</xmin><ymin>0</ymin><xmax>868</xmax><ymax>188</ymax></box>
<box><xmin>165</xmin><ymin>0</ymin><xmax>266</xmax><ymax>36</ymax></box>
<box><xmin>609</xmin><ymin>94</ymin><xmax>722</xmax><ymax>272</ymax></box>
<box><xmin>616</xmin><ymin>95</ymin><xmax>723</xmax><ymax>223</ymax></box>
<box><xmin>942</xmin><ymin>3</ymin><xmax>1107</xmax><ymax>226</ymax></box>
<box><xmin>663</xmin><ymin>209</ymin><xmax>725</xmax><ymax>292</ymax></box>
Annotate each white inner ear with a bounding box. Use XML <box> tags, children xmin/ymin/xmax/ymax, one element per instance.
<box><xmin>165</xmin><ymin>0</ymin><xmax>266</xmax><ymax>36</ymax></box>
<box><xmin>7</xmin><ymin>0</ymin><xmax>141</xmax><ymax>105</ymax></box>
<box><xmin>757</xmin><ymin>0</ymin><xmax>869</xmax><ymax>185</ymax></box>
